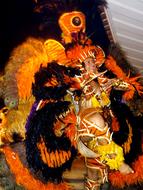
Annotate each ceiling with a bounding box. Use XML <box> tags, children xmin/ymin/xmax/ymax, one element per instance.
<box><xmin>105</xmin><ymin>0</ymin><xmax>143</xmax><ymax>75</ymax></box>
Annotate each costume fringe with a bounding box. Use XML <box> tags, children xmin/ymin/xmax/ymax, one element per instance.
<box><xmin>109</xmin><ymin>155</ymin><xmax>143</xmax><ymax>188</ymax></box>
<box><xmin>2</xmin><ymin>146</ymin><xmax>71</xmax><ymax>190</ymax></box>
<box><xmin>37</xmin><ymin>138</ymin><xmax>72</xmax><ymax>168</ymax></box>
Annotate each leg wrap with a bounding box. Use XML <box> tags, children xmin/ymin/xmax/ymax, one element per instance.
<box><xmin>85</xmin><ymin>158</ymin><xmax>108</xmax><ymax>189</ymax></box>
<box><xmin>85</xmin><ymin>177</ymin><xmax>101</xmax><ymax>190</ymax></box>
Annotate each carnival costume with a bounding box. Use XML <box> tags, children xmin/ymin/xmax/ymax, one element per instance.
<box><xmin>56</xmin><ymin>6</ymin><xmax>143</xmax><ymax>189</ymax></box>
<box><xmin>0</xmin><ymin>1</ymin><xmax>143</xmax><ymax>190</ymax></box>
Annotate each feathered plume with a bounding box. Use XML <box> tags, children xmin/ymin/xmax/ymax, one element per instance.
<box><xmin>107</xmin><ymin>43</ymin><xmax>139</xmax><ymax>77</ymax></box>
<box><xmin>34</xmin><ymin>0</ymin><xmax>107</xmax><ymax>14</ymax></box>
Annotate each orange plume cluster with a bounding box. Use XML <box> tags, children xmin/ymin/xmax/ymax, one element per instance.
<box><xmin>109</xmin><ymin>155</ymin><xmax>143</xmax><ymax>188</ymax></box>
<box><xmin>2</xmin><ymin>146</ymin><xmax>71</xmax><ymax>190</ymax></box>
<box><xmin>105</xmin><ymin>56</ymin><xmax>127</xmax><ymax>80</ymax></box>
<box><xmin>105</xmin><ymin>56</ymin><xmax>143</xmax><ymax>100</ymax></box>
<box><xmin>66</xmin><ymin>43</ymin><xmax>105</xmax><ymax>67</ymax></box>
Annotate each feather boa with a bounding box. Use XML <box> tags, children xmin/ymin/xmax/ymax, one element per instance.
<box><xmin>2</xmin><ymin>146</ymin><xmax>71</xmax><ymax>190</ymax></box>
